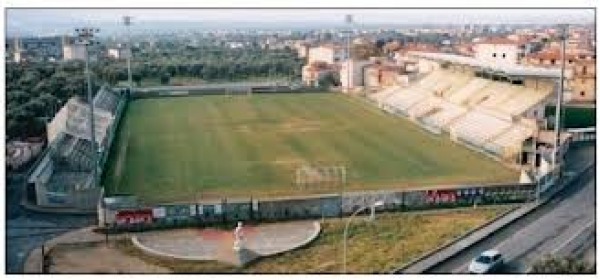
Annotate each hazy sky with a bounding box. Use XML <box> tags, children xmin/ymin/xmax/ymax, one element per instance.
<box><xmin>7</xmin><ymin>8</ymin><xmax>594</xmax><ymax>24</ymax></box>
<box><xmin>6</xmin><ymin>8</ymin><xmax>594</xmax><ymax>36</ymax></box>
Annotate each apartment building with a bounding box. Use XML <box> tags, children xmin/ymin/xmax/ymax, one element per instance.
<box><xmin>473</xmin><ymin>37</ymin><xmax>522</xmax><ymax>66</ymax></box>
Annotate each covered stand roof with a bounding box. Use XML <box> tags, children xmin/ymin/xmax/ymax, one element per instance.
<box><xmin>407</xmin><ymin>51</ymin><xmax>565</xmax><ymax>79</ymax></box>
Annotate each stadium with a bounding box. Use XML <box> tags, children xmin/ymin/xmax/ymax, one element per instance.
<box><xmin>96</xmin><ymin>54</ymin><xmax>567</xmax><ymax>206</ymax></box>
<box><xmin>28</xmin><ymin>53</ymin><xmax>568</xmax><ymax>215</ymax></box>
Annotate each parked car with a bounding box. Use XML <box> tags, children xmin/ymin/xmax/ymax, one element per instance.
<box><xmin>468</xmin><ymin>250</ymin><xmax>504</xmax><ymax>274</ymax></box>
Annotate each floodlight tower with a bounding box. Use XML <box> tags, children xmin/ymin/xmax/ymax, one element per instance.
<box><xmin>344</xmin><ymin>14</ymin><xmax>353</xmax><ymax>93</ymax></box>
<box><xmin>553</xmin><ymin>24</ymin><xmax>568</xmax><ymax>170</ymax></box>
<box><xmin>74</xmin><ymin>27</ymin><xmax>101</xmax><ymax>189</ymax></box>
<box><xmin>123</xmin><ymin>16</ymin><xmax>134</xmax><ymax>94</ymax></box>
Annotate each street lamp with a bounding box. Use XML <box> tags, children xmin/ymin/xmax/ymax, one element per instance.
<box><xmin>74</xmin><ymin>27</ymin><xmax>100</xmax><ymax>191</ymax></box>
<box><xmin>122</xmin><ymin>16</ymin><xmax>134</xmax><ymax>94</ymax></box>
<box><xmin>343</xmin><ymin>200</ymin><xmax>384</xmax><ymax>273</ymax></box>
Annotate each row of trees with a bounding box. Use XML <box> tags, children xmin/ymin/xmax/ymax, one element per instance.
<box><xmin>6</xmin><ymin>60</ymin><xmax>101</xmax><ymax>140</ymax></box>
<box><xmin>6</xmin><ymin>43</ymin><xmax>304</xmax><ymax>140</ymax></box>
<box><xmin>97</xmin><ymin>44</ymin><xmax>304</xmax><ymax>86</ymax></box>
<box><xmin>530</xmin><ymin>255</ymin><xmax>595</xmax><ymax>273</ymax></box>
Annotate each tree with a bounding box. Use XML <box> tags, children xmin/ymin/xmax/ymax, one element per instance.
<box><xmin>375</xmin><ymin>38</ymin><xmax>386</xmax><ymax>49</ymax></box>
<box><xmin>132</xmin><ymin>73</ymin><xmax>142</xmax><ymax>86</ymax></box>
<box><xmin>531</xmin><ymin>255</ymin><xmax>594</xmax><ymax>274</ymax></box>
<box><xmin>18</xmin><ymin>69</ymin><xmax>41</xmax><ymax>89</ymax></box>
<box><xmin>318</xmin><ymin>71</ymin><xmax>340</xmax><ymax>88</ymax></box>
<box><xmin>63</xmin><ymin>74</ymin><xmax>86</xmax><ymax>100</ymax></box>
<box><xmin>160</xmin><ymin>72</ymin><xmax>171</xmax><ymax>85</ymax></box>
<box><xmin>7</xmin><ymin>90</ymin><xmax>31</xmax><ymax>104</ymax></box>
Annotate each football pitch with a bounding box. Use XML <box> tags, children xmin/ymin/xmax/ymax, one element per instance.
<box><xmin>103</xmin><ymin>93</ymin><xmax>517</xmax><ymax>204</ymax></box>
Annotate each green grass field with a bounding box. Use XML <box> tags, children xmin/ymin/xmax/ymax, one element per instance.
<box><xmin>103</xmin><ymin>93</ymin><xmax>517</xmax><ymax>203</ymax></box>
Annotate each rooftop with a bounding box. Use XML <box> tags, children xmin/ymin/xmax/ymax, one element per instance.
<box><xmin>525</xmin><ymin>48</ymin><xmax>596</xmax><ymax>61</ymax></box>
<box><xmin>408</xmin><ymin>51</ymin><xmax>564</xmax><ymax>78</ymax></box>
<box><xmin>475</xmin><ymin>37</ymin><xmax>522</xmax><ymax>45</ymax></box>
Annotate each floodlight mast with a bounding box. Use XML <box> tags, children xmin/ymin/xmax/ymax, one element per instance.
<box><xmin>553</xmin><ymin>24</ymin><xmax>567</xmax><ymax>170</ymax></box>
<box><xmin>74</xmin><ymin>27</ymin><xmax>100</xmax><ymax>190</ymax></box>
<box><xmin>344</xmin><ymin>14</ymin><xmax>353</xmax><ymax>93</ymax></box>
<box><xmin>123</xmin><ymin>16</ymin><xmax>134</xmax><ymax>95</ymax></box>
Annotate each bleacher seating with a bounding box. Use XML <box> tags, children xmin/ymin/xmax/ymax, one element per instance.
<box><xmin>450</xmin><ymin>110</ymin><xmax>512</xmax><ymax>146</ymax></box>
<box><xmin>46</xmin><ymin>171</ymin><xmax>91</xmax><ymax>193</ymax></box>
<box><xmin>495</xmin><ymin>84</ymin><xmax>553</xmax><ymax>116</ymax></box>
<box><xmin>417</xmin><ymin>70</ymin><xmax>446</xmax><ymax>90</ymax></box>
<box><xmin>416</xmin><ymin>69</ymin><xmax>475</xmax><ymax>97</ymax></box>
<box><xmin>384</xmin><ymin>87</ymin><xmax>430</xmax><ymax>114</ymax></box>
<box><xmin>368</xmin><ymin>86</ymin><xmax>401</xmax><ymax>104</ymax></box>
<box><xmin>93</xmin><ymin>87</ymin><xmax>121</xmax><ymax>114</ymax></box>
<box><xmin>51</xmin><ymin>133</ymin><xmax>94</xmax><ymax>172</ymax></box>
<box><xmin>407</xmin><ymin>97</ymin><xmax>441</xmax><ymax>119</ymax></box>
<box><xmin>420</xmin><ymin>101</ymin><xmax>467</xmax><ymax>130</ymax></box>
<box><xmin>447</xmin><ymin>78</ymin><xmax>490</xmax><ymax>105</ymax></box>
<box><xmin>368</xmin><ymin>67</ymin><xmax>553</xmax><ymax>162</ymax></box>
<box><xmin>478</xmin><ymin>83</ymin><xmax>521</xmax><ymax>110</ymax></box>
<box><xmin>489</xmin><ymin>125</ymin><xmax>533</xmax><ymax>151</ymax></box>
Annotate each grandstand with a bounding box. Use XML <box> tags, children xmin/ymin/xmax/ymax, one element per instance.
<box><xmin>28</xmin><ymin>87</ymin><xmax>124</xmax><ymax>209</ymax></box>
<box><xmin>47</xmin><ymin>87</ymin><xmax>119</xmax><ymax>148</ymax></box>
<box><xmin>367</xmin><ymin>59</ymin><xmax>557</xmax><ymax>165</ymax></box>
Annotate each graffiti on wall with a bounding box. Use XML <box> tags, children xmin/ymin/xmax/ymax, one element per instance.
<box><xmin>115</xmin><ymin>209</ymin><xmax>153</xmax><ymax>225</ymax></box>
<box><xmin>425</xmin><ymin>190</ymin><xmax>457</xmax><ymax>204</ymax></box>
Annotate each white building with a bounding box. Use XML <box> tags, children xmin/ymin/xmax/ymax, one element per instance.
<box><xmin>474</xmin><ymin>38</ymin><xmax>520</xmax><ymax>66</ymax></box>
<box><xmin>340</xmin><ymin>60</ymin><xmax>371</xmax><ymax>91</ymax></box>
<box><xmin>107</xmin><ymin>45</ymin><xmax>131</xmax><ymax>60</ymax></box>
<box><xmin>226</xmin><ymin>42</ymin><xmax>245</xmax><ymax>49</ymax></box>
<box><xmin>308</xmin><ymin>44</ymin><xmax>347</xmax><ymax>65</ymax></box>
<box><xmin>13</xmin><ymin>50</ymin><xmax>23</xmax><ymax>63</ymax></box>
<box><xmin>63</xmin><ymin>44</ymin><xmax>86</xmax><ymax>61</ymax></box>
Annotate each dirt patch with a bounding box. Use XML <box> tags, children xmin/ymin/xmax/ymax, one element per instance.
<box><xmin>50</xmin><ymin>242</ymin><xmax>170</xmax><ymax>273</ymax></box>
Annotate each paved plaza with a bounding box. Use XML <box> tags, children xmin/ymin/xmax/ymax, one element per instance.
<box><xmin>133</xmin><ymin>220</ymin><xmax>320</xmax><ymax>266</ymax></box>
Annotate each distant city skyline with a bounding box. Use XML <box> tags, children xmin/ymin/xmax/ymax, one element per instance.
<box><xmin>6</xmin><ymin>8</ymin><xmax>594</xmax><ymax>37</ymax></box>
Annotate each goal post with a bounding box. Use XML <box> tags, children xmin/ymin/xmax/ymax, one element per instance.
<box><xmin>294</xmin><ymin>165</ymin><xmax>347</xmax><ymax>191</ymax></box>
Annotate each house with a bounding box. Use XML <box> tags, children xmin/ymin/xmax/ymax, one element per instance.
<box><xmin>340</xmin><ymin>60</ymin><xmax>371</xmax><ymax>91</ymax></box>
<box><xmin>523</xmin><ymin>49</ymin><xmax>595</xmax><ymax>103</ymax></box>
<box><xmin>294</xmin><ymin>41</ymin><xmax>312</xmax><ymax>58</ymax></box>
<box><xmin>301</xmin><ymin>61</ymin><xmax>340</xmax><ymax>87</ymax></box>
<box><xmin>307</xmin><ymin>44</ymin><xmax>347</xmax><ymax>65</ymax></box>
<box><xmin>62</xmin><ymin>36</ymin><xmax>86</xmax><ymax>61</ymax></box>
<box><xmin>364</xmin><ymin>63</ymin><xmax>408</xmax><ymax>89</ymax></box>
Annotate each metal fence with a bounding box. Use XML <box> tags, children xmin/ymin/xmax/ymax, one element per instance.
<box><xmin>567</xmin><ymin>127</ymin><xmax>596</xmax><ymax>143</ymax></box>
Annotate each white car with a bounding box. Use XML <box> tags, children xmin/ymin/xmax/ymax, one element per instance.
<box><xmin>468</xmin><ymin>250</ymin><xmax>504</xmax><ymax>274</ymax></box>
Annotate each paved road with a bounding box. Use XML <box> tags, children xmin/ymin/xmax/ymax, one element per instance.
<box><xmin>427</xmin><ymin>143</ymin><xmax>595</xmax><ymax>273</ymax></box>
<box><xmin>5</xmin><ymin>174</ymin><xmax>95</xmax><ymax>274</ymax></box>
